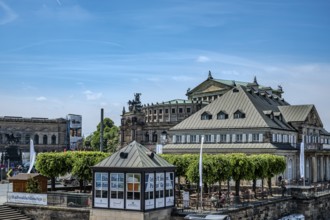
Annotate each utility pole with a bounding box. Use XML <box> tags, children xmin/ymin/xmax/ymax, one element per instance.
<box><xmin>100</xmin><ymin>108</ymin><xmax>104</xmax><ymax>152</ymax></box>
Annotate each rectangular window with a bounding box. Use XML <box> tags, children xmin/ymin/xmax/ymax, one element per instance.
<box><xmin>165</xmin><ymin>109</ymin><xmax>169</xmax><ymax>114</ymax></box>
<box><xmin>110</xmin><ymin>173</ymin><xmax>124</xmax><ymax>209</ymax></box>
<box><xmin>252</xmin><ymin>134</ymin><xmax>259</xmax><ymax>142</ymax></box>
<box><xmin>220</xmin><ymin>134</ymin><xmax>226</xmax><ymax>142</ymax></box>
<box><xmin>191</xmin><ymin>135</ymin><xmax>196</xmax><ymax>143</ymax></box>
<box><xmin>176</xmin><ymin>135</ymin><xmax>182</xmax><ymax>143</ymax></box>
<box><xmin>165</xmin><ymin>172</ymin><xmax>174</xmax><ymax>206</ymax></box>
<box><xmin>171</xmin><ymin>108</ymin><xmax>176</xmax><ymax>114</ymax></box>
<box><xmin>236</xmin><ymin>134</ymin><xmax>243</xmax><ymax>142</ymax></box>
<box><xmin>179</xmin><ymin>108</ymin><xmax>183</xmax><ymax>113</ymax></box>
<box><xmin>126</xmin><ymin>173</ymin><xmax>141</xmax><ymax>210</ymax></box>
<box><xmin>156</xmin><ymin>173</ymin><xmax>165</xmax><ymax>208</ymax></box>
<box><xmin>145</xmin><ymin>173</ymin><xmax>155</xmax><ymax>210</ymax></box>
<box><xmin>154</xmin><ymin>110</ymin><xmax>156</xmax><ymax>114</ymax></box>
<box><xmin>205</xmin><ymin>135</ymin><xmax>211</xmax><ymax>143</ymax></box>
<box><xmin>187</xmin><ymin>108</ymin><xmax>191</xmax><ymax>113</ymax></box>
<box><xmin>159</xmin><ymin>109</ymin><xmax>163</xmax><ymax>114</ymax></box>
<box><xmin>94</xmin><ymin>172</ymin><xmax>108</xmax><ymax>208</ymax></box>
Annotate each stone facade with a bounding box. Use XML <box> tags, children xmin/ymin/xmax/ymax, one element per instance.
<box><xmin>120</xmin><ymin>72</ymin><xmax>284</xmax><ymax>151</ymax></box>
<box><xmin>90</xmin><ymin>208</ymin><xmax>173</xmax><ymax>220</ymax></box>
<box><xmin>0</xmin><ymin>116</ymin><xmax>68</xmax><ymax>153</ymax></box>
<box><xmin>120</xmin><ymin>93</ymin><xmax>207</xmax><ymax>149</ymax></box>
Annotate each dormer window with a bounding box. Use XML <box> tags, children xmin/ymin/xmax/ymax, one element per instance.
<box><xmin>217</xmin><ymin>111</ymin><xmax>228</xmax><ymax>120</ymax></box>
<box><xmin>201</xmin><ymin>112</ymin><xmax>212</xmax><ymax>120</ymax></box>
<box><xmin>234</xmin><ymin>110</ymin><xmax>245</xmax><ymax>119</ymax></box>
<box><xmin>274</xmin><ymin>112</ymin><xmax>282</xmax><ymax>121</ymax></box>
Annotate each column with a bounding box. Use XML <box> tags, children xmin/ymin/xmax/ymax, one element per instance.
<box><xmin>312</xmin><ymin>156</ymin><xmax>317</xmax><ymax>183</ymax></box>
<box><xmin>320</xmin><ymin>156</ymin><xmax>324</xmax><ymax>181</ymax></box>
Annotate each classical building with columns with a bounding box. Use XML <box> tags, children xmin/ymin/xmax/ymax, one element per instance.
<box><xmin>120</xmin><ymin>71</ymin><xmax>330</xmax><ymax>184</ymax></box>
<box><xmin>120</xmin><ymin>72</ymin><xmax>284</xmax><ymax>150</ymax></box>
<box><xmin>164</xmin><ymin>83</ymin><xmax>330</xmax><ymax>184</ymax></box>
<box><xmin>120</xmin><ymin>93</ymin><xmax>208</xmax><ymax>149</ymax></box>
<box><xmin>0</xmin><ymin>116</ymin><xmax>68</xmax><ymax>153</ymax></box>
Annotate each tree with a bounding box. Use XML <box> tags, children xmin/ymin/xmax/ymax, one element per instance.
<box><xmin>249</xmin><ymin>154</ymin><xmax>269</xmax><ymax>198</ymax></box>
<box><xmin>35</xmin><ymin>152</ymin><xmax>72</xmax><ymax>191</ymax></box>
<box><xmin>186</xmin><ymin>154</ymin><xmax>215</xmax><ymax>189</ymax></box>
<box><xmin>212</xmin><ymin>154</ymin><xmax>232</xmax><ymax>199</ymax></box>
<box><xmin>88</xmin><ymin>118</ymin><xmax>119</xmax><ymax>152</ymax></box>
<box><xmin>229</xmin><ymin>153</ymin><xmax>254</xmax><ymax>197</ymax></box>
<box><xmin>71</xmin><ymin>151</ymin><xmax>109</xmax><ymax>192</ymax></box>
<box><xmin>266</xmin><ymin>155</ymin><xmax>286</xmax><ymax>195</ymax></box>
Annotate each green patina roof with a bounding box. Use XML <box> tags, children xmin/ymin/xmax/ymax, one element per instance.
<box><xmin>156</xmin><ymin>99</ymin><xmax>208</xmax><ymax>105</ymax></box>
<box><xmin>93</xmin><ymin>141</ymin><xmax>175</xmax><ymax>169</ymax></box>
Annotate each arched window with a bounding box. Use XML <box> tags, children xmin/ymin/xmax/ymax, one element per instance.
<box><xmin>152</xmin><ymin>132</ymin><xmax>157</xmax><ymax>143</ymax></box>
<box><xmin>34</xmin><ymin>134</ymin><xmax>39</xmax><ymax>145</ymax></box>
<box><xmin>51</xmin><ymin>135</ymin><xmax>56</xmax><ymax>145</ymax></box>
<box><xmin>43</xmin><ymin>135</ymin><xmax>48</xmax><ymax>145</ymax></box>
<box><xmin>25</xmin><ymin>134</ymin><xmax>30</xmax><ymax>144</ymax></box>
<box><xmin>160</xmin><ymin>131</ymin><xmax>167</xmax><ymax>144</ymax></box>
<box><xmin>145</xmin><ymin>132</ymin><xmax>149</xmax><ymax>142</ymax></box>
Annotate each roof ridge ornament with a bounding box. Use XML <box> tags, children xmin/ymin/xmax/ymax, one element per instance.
<box><xmin>208</xmin><ymin>70</ymin><xmax>213</xmax><ymax>80</ymax></box>
<box><xmin>253</xmin><ymin>76</ymin><xmax>258</xmax><ymax>85</ymax></box>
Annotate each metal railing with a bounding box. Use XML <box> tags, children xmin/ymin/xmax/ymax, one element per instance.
<box><xmin>47</xmin><ymin>192</ymin><xmax>91</xmax><ymax>208</ymax></box>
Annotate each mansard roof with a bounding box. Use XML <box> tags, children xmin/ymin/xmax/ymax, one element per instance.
<box><xmin>93</xmin><ymin>141</ymin><xmax>175</xmax><ymax>170</ymax></box>
<box><xmin>171</xmin><ymin>85</ymin><xmax>293</xmax><ymax>131</ymax></box>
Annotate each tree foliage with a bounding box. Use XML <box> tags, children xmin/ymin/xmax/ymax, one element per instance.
<box><xmin>70</xmin><ymin>151</ymin><xmax>110</xmax><ymax>192</ymax></box>
<box><xmin>35</xmin><ymin>152</ymin><xmax>72</xmax><ymax>191</ymax></box>
<box><xmin>85</xmin><ymin>118</ymin><xmax>119</xmax><ymax>152</ymax></box>
<box><xmin>228</xmin><ymin>153</ymin><xmax>254</xmax><ymax>196</ymax></box>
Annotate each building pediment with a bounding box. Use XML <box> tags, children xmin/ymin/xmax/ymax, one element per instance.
<box><xmin>306</xmin><ymin>108</ymin><xmax>323</xmax><ymax>127</ymax></box>
<box><xmin>187</xmin><ymin>79</ymin><xmax>232</xmax><ymax>97</ymax></box>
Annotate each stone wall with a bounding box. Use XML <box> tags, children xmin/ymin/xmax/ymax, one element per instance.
<box><xmin>90</xmin><ymin>207</ymin><xmax>173</xmax><ymax>220</ymax></box>
<box><xmin>7</xmin><ymin>203</ymin><xmax>90</xmax><ymax>220</ymax></box>
<box><xmin>7</xmin><ymin>191</ymin><xmax>330</xmax><ymax>220</ymax></box>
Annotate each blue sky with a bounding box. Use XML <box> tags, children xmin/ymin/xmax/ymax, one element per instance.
<box><xmin>0</xmin><ymin>0</ymin><xmax>330</xmax><ymax>135</ymax></box>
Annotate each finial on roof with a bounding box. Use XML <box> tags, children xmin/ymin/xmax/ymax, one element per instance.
<box><xmin>278</xmin><ymin>85</ymin><xmax>283</xmax><ymax>92</ymax></box>
<box><xmin>208</xmin><ymin>70</ymin><xmax>213</xmax><ymax>80</ymax></box>
<box><xmin>122</xmin><ymin>107</ymin><xmax>126</xmax><ymax>114</ymax></box>
<box><xmin>253</xmin><ymin>76</ymin><xmax>258</xmax><ymax>85</ymax></box>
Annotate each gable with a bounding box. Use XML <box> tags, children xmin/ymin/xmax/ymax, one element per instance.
<box><xmin>187</xmin><ymin>79</ymin><xmax>233</xmax><ymax>97</ymax></box>
<box><xmin>203</xmin><ymin>85</ymin><xmax>227</xmax><ymax>93</ymax></box>
<box><xmin>306</xmin><ymin>107</ymin><xmax>323</xmax><ymax>127</ymax></box>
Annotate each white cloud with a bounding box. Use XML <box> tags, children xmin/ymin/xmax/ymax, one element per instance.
<box><xmin>36</xmin><ymin>96</ymin><xmax>47</xmax><ymax>101</ymax></box>
<box><xmin>0</xmin><ymin>1</ymin><xmax>18</xmax><ymax>25</ymax></box>
<box><xmin>196</xmin><ymin>56</ymin><xmax>210</xmax><ymax>63</ymax></box>
<box><xmin>83</xmin><ymin>90</ymin><xmax>102</xmax><ymax>100</ymax></box>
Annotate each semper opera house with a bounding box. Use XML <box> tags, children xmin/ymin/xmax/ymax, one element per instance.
<box><xmin>121</xmin><ymin>71</ymin><xmax>330</xmax><ymax>184</ymax></box>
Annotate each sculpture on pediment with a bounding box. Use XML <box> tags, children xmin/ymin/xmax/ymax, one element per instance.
<box><xmin>128</xmin><ymin>93</ymin><xmax>142</xmax><ymax>113</ymax></box>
